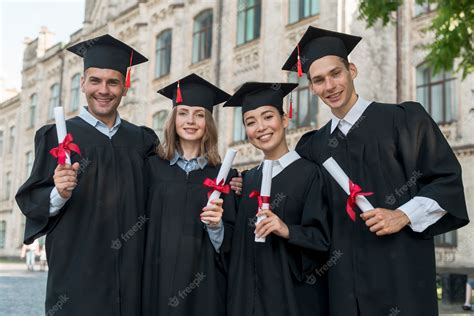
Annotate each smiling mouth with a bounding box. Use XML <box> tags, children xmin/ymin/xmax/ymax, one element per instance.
<box><xmin>184</xmin><ymin>128</ymin><xmax>198</xmax><ymax>133</ymax></box>
<box><xmin>326</xmin><ymin>91</ymin><xmax>343</xmax><ymax>101</ymax></box>
<box><xmin>257</xmin><ymin>133</ymin><xmax>273</xmax><ymax>141</ymax></box>
<box><xmin>94</xmin><ymin>97</ymin><xmax>113</xmax><ymax>104</ymax></box>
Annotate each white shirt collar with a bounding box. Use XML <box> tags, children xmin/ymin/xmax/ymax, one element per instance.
<box><xmin>330</xmin><ymin>96</ymin><xmax>371</xmax><ymax>134</ymax></box>
<box><xmin>80</xmin><ymin>106</ymin><xmax>121</xmax><ymax>130</ymax></box>
<box><xmin>257</xmin><ymin>150</ymin><xmax>301</xmax><ymax>178</ymax></box>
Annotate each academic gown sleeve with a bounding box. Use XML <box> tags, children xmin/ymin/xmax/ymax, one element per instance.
<box><xmin>286</xmin><ymin>166</ymin><xmax>331</xmax><ymax>281</ymax></box>
<box><xmin>396</xmin><ymin>102</ymin><xmax>469</xmax><ymax>238</ymax></box>
<box><xmin>295</xmin><ymin>130</ymin><xmax>317</xmax><ymax>161</ymax></box>
<box><xmin>140</xmin><ymin>126</ymin><xmax>160</xmax><ymax>158</ymax></box>
<box><xmin>15</xmin><ymin>125</ymin><xmax>62</xmax><ymax>244</ymax></box>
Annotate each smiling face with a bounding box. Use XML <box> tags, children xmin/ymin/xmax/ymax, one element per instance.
<box><xmin>175</xmin><ymin>105</ymin><xmax>206</xmax><ymax>143</ymax></box>
<box><xmin>308</xmin><ymin>55</ymin><xmax>358</xmax><ymax>118</ymax></box>
<box><xmin>243</xmin><ymin>105</ymin><xmax>289</xmax><ymax>159</ymax></box>
<box><xmin>81</xmin><ymin>67</ymin><xmax>125</xmax><ymax>121</ymax></box>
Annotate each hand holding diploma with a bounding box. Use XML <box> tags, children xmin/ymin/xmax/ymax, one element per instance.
<box><xmin>202</xmin><ymin>149</ymin><xmax>237</xmax><ymax>224</ymax></box>
<box><xmin>251</xmin><ymin>160</ymin><xmax>273</xmax><ymax>242</ymax></box>
<box><xmin>322</xmin><ymin>157</ymin><xmax>374</xmax><ymax>221</ymax></box>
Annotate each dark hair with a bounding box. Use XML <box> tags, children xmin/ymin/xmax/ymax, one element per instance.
<box><xmin>306</xmin><ymin>57</ymin><xmax>351</xmax><ymax>81</ymax></box>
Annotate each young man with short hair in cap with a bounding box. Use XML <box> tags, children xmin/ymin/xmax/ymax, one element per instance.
<box><xmin>224</xmin><ymin>82</ymin><xmax>330</xmax><ymax>316</ymax></box>
<box><xmin>16</xmin><ymin>34</ymin><xmax>158</xmax><ymax>315</ymax></box>
<box><xmin>282</xmin><ymin>26</ymin><xmax>469</xmax><ymax>316</ymax></box>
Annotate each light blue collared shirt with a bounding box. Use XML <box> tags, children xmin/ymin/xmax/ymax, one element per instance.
<box><xmin>170</xmin><ymin>151</ymin><xmax>225</xmax><ymax>252</ymax></box>
<box><xmin>49</xmin><ymin>107</ymin><xmax>122</xmax><ymax>216</ymax></box>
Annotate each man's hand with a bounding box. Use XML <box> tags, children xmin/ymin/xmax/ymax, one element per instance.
<box><xmin>53</xmin><ymin>162</ymin><xmax>80</xmax><ymax>199</ymax></box>
<box><xmin>201</xmin><ymin>198</ymin><xmax>224</xmax><ymax>227</ymax></box>
<box><xmin>255</xmin><ymin>209</ymin><xmax>289</xmax><ymax>239</ymax></box>
<box><xmin>360</xmin><ymin>208</ymin><xmax>410</xmax><ymax>236</ymax></box>
<box><xmin>229</xmin><ymin>172</ymin><xmax>243</xmax><ymax>195</ymax></box>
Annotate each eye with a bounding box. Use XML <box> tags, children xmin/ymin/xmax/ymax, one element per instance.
<box><xmin>264</xmin><ymin>115</ymin><xmax>274</xmax><ymax>120</ymax></box>
<box><xmin>196</xmin><ymin>113</ymin><xmax>205</xmax><ymax>118</ymax></box>
<box><xmin>245</xmin><ymin>121</ymin><xmax>255</xmax><ymax>127</ymax></box>
<box><xmin>178</xmin><ymin>111</ymin><xmax>187</xmax><ymax>116</ymax></box>
<box><xmin>333</xmin><ymin>70</ymin><xmax>341</xmax><ymax>77</ymax></box>
<box><xmin>313</xmin><ymin>78</ymin><xmax>323</xmax><ymax>84</ymax></box>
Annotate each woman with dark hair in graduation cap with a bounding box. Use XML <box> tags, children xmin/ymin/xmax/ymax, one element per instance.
<box><xmin>223</xmin><ymin>82</ymin><xmax>330</xmax><ymax>316</ymax></box>
<box><xmin>141</xmin><ymin>73</ymin><xmax>238</xmax><ymax>316</ymax></box>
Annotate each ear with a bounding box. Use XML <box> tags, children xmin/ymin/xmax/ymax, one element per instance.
<box><xmin>282</xmin><ymin>113</ymin><xmax>289</xmax><ymax>129</ymax></box>
<box><xmin>122</xmin><ymin>87</ymin><xmax>128</xmax><ymax>97</ymax></box>
<box><xmin>349</xmin><ymin>63</ymin><xmax>358</xmax><ymax>80</ymax></box>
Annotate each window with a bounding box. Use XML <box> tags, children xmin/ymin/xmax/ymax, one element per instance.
<box><xmin>192</xmin><ymin>10</ymin><xmax>213</xmax><ymax>63</ymax></box>
<box><xmin>237</xmin><ymin>0</ymin><xmax>261</xmax><ymax>45</ymax></box>
<box><xmin>29</xmin><ymin>94</ymin><xmax>37</xmax><ymax>128</ymax></box>
<box><xmin>414</xmin><ymin>1</ymin><xmax>436</xmax><ymax>16</ymax></box>
<box><xmin>26</xmin><ymin>151</ymin><xmax>34</xmax><ymax>177</ymax></box>
<box><xmin>233</xmin><ymin>107</ymin><xmax>246</xmax><ymax>142</ymax></box>
<box><xmin>416</xmin><ymin>64</ymin><xmax>457</xmax><ymax>124</ymax></box>
<box><xmin>289</xmin><ymin>0</ymin><xmax>320</xmax><ymax>24</ymax></box>
<box><xmin>49</xmin><ymin>83</ymin><xmax>60</xmax><ymax>120</ymax></box>
<box><xmin>0</xmin><ymin>221</ymin><xmax>6</xmax><ymax>249</ymax></box>
<box><xmin>70</xmin><ymin>73</ymin><xmax>81</xmax><ymax>112</ymax></box>
<box><xmin>152</xmin><ymin>110</ymin><xmax>169</xmax><ymax>141</ymax></box>
<box><xmin>9</xmin><ymin>126</ymin><xmax>15</xmax><ymax>154</ymax></box>
<box><xmin>435</xmin><ymin>231</ymin><xmax>457</xmax><ymax>247</ymax></box>
<box><xmin>288</xmin><ymin>73</ymin><xmax>318</xmax><ymax>129</ymax></box>
<box><xmin>0</xmin><ymin>131</ymin><xmax>3</xmax><ymax>156</ymax></box>
<box><xmin>155</xmin><ymin>30</ymin><xmax>172</xmax><ymax>78</ymax></box>
<box><xmin>4</xmin><ymin>172</ymin><xmax>11</xmax><ymax>200</ymax></box>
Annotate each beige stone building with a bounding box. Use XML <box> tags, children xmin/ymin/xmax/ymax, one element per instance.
<box><xmin>0</xmin><ymin>0</ymin><xmax>472</xmax><ymax>273</ymax></box>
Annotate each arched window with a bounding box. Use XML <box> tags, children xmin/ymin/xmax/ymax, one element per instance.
<box><xmin>192</xmin><ymin>10</ymin><xmax>213</xmax><ymax>63</ymax></box>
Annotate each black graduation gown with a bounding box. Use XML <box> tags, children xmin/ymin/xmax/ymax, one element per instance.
<box><xmin>15</xmin><ymin>116</ymin><xmax>158</xmax><ymax>316</ymax></box>
<box><xmin>227</xmin><ymin>158</ymin><xmax>331</xmax><ymax>316</ymax></box>
<box><xmin>141</xmin><ymin>156</ymin><xmax>238</xmax><ymax>316</ymax></box>
<box><xmin>296</xmin><ymin>101</ymin><xmax>469</xmax><ymax>316</ymax></box>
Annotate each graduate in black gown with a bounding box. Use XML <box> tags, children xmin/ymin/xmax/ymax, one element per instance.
<box><xmin>281</xmin><ymin>26</ymin><xmax>470</xmax><ymax>316</ymax></box>
<box><xmin>141</xmin><ymin>74</ymin><xmax>238</xmax><ymax>316</ymax></box>
<box><xmin>15</xmin><ymin>34</ymin><xmax>158</xmax><ymax>315</ymax></box>
<box><xmin>223</xmin><ymin>82</ymin><xmax>330</xmax><ymax>316</ymax></box>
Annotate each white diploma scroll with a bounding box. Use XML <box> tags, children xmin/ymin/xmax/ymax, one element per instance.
<box><xmin>53</xmin><ymin>106</ymin><xmax>70</xmax><ymax>165</ymax></box>
<box><xmin>322</xmin><ymin>157</ymin><xmax>374</xmax><ymax>212</ymax></box>
<box><xmin>255</xmin><ymin>160</ymin><xmax>273</xmax><ymax>242</ymax></box>
<box><xmin>203</xmin><ymin>149</ymin><xmax>238</xmax><ymax>224</ymax></box>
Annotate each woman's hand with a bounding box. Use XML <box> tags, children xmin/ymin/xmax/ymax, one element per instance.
<box><xmin>201</xmin><ymin>198</ymin><xmax>224</xmax><ymax>227</ymax></box>
<box><xmin>255</xmin><ymin>209</ymin><xmax>289</xmax><ymax>239</ymax></box>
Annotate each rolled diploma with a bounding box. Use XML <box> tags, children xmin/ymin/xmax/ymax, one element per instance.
<box><xmin>203</xmin><ymin>149</ymin><xmax>237</xmax><ymax>224</ymax></box>
<box><xmin>255</xmin><ymin>160</ymin><xmax>272</xmax><ymax>242</ymax></box>
<box><xmin>54</xmin><ymin>106</ymin><xmax>71</xmax><ymax>165</ymax></box>
<box><xmin>322</xmin><ymin>157</ymin><xmax>374</xmax><ymax>212</ymax></box>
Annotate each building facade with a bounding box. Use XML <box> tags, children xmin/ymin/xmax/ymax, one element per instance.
<box><xmin>0</xmin><ymin>0</ymin><xmax>472</xmax><ymax>272</ymax></box>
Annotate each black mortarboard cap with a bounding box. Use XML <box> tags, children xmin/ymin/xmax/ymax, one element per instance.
<box><xmin>66</xmin><ymin>34</ymin><xmax>148</xmax><ymax>87</ymax></box>
<box><xmin>223</xmin><ymin>82</ymin><xmax>298</xmax><ymax>117</ymax></box>
<box><xmin>281</xmin><ymin>26</ymin><xmax>362</xmax><ymax>76</ymax></box>
<box><xmin>157</xmin><ymin>73</ymin><xmax>231</xmax><ymax>113</ymax></box>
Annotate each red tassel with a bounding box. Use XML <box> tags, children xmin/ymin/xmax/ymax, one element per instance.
<box><xmin>288</xmin><ymin>92</ymin><xmax>293</xmax><ymax>119</ymax></box>
<box><xmin>125</xmin><ymin>50</ymin><xmax>133</xmax><ymax>88</ymax></box>
<box><xmin>297</xmin><ymin>44</ymin><xmax>303</xmax><ymax>78</ymax></box>
<box><xmin>176</xmin><ymin>80</ymin><xmax>183</xmax><ymax>104</ymax></box>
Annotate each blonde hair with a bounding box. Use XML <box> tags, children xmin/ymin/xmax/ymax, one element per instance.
<box><xmin>158</xmin><ymin>107</ymin><xmax>221</xmax><ymax>166</ymax></box>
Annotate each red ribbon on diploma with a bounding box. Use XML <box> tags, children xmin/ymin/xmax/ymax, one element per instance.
<box><xmin>49</xmin><ymin>133</ymin><xmax>81</xmax><ymax>165</ymax></box>
<box><xmin>203</xmin><ymin>178</ymin><xmax>230</xmax><ymax>198</ymax></box>
<box><xmin>249</xmin><ymin>190</ymin><xmax>271</xmax><ymax>210</ymax></box>
<box><xmin>346</xmin><ymin>179</ymin><xmax>373</xmax><ymax>221</ymax></box>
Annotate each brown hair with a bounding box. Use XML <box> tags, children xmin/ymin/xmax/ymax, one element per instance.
<box><xmin>157</xmin><ymin>107</ymin><xmax>221</xmax><ymax>166</ymax></box>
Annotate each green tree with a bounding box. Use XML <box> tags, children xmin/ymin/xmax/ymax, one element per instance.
<box><xmin>359</xmin><ymin>0</ymin><xmax>473</xmax><ymax>79</ymax></box>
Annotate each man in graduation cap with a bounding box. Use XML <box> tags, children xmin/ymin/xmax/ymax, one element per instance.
<box><xmin>282</xmin><ymin>26</ymin><xmax>469</xmax><ymax>316</ymax></box>
<box><xmin>16</xmin><ymin>34</ymin><xmax>158</xmax><ymax>315</ymax></box>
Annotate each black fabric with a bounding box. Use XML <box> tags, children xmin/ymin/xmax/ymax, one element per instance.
<box><xmin>227</xmin><ymin>158</ymin><xmax>330</xmax><ymax>316</ymax></box>
<box><xmin>296</xmin><ymin>101</ymin><xmax>469</xmax><ymax>316</ymax></box>
<box><xmin>141</xmin><ymin>156</ymin><xmax>238</xmax><ymax>316</ymax></box>
<box><xmin>16</xmin><ymin>117</ymin><xmax>158</xmax><ymax>316</ymax></box>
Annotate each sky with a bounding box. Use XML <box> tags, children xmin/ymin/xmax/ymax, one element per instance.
<box><xmin>0</xmin><ymin>0</ymin><xmax>85</xmax><ymax>90</ymax></box>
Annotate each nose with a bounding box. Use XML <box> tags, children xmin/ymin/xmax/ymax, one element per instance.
<box><xmin>324</xmin><ymin>77</ymin><xmax>336</xmax><ymax>92</ymax></box>
<box><xmin>185</xmin><ymin>113</ymin><xmax>196</xmax><ymax>125</ymax></box>
<box><xmin>98</xmin><ymin>82</ymin><xmax>110</xmax><ymax>95</ymax></box>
